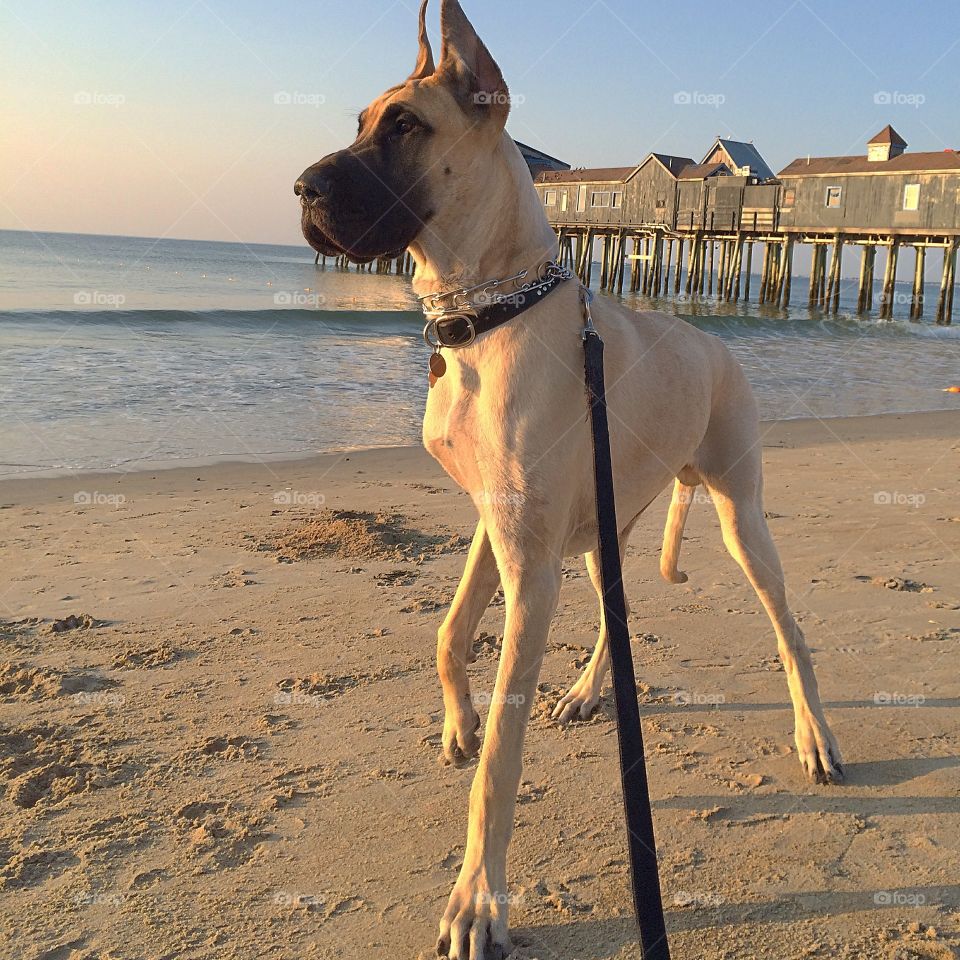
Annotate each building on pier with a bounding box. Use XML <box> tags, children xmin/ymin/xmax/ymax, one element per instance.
<box><xmin>777</xmin><ymin>126</ymin><xmax>960</xmax><ymax>235</ymax></box>
<box><xmin>514</xmin><ymin>140</ymin><xmax>570</xmax><ymax>179</ymax></box>
<box><xmin>701</xmin><ymin>137</ymin><xmax>776</xmax><ymax>182</ymax></box>
<box><xmin>535</xmin><ymin>154</ymin><xmax>695</xmax><ymax>229</ymax></box>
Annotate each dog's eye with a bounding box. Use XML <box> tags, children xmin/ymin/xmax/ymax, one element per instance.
<box><xmin>394</xmin><ymin>114</ymin><xmax>418</xmax><ymax>135</ymax></box>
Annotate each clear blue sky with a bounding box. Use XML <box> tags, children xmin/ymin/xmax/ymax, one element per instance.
<box><xmin>2</xmin><ymin>0</ymin><xmax>958</xmax><ymax>245</ymax></box>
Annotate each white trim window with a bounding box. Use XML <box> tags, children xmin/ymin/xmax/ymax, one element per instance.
<box><xmin>560</xmin><ymin>191</ymin><xmax>569</xmax><ymax>212</ymax></box>
<box><xmin>544</xmin><ymin>189</ymin><xmax>558</xmax><ymax>206</ymax></box>
<box><xmin>591</xmin><ymin>191</ymin><xmax>612</xmax><ymax>207</ymax></box>
<box><xmin>825</xmin><ymin>186</ymin><xmax>843</xmax><ymax>208</ymax></box>
<box><xmin>611</xmin><ymin>191</ymin><xmax>623</xmax><ymax>209</ymax></box>
<box><xmin>903</xmin><ymin>183</ymin><xmax>920</xmax><ymax>211</ymax></box>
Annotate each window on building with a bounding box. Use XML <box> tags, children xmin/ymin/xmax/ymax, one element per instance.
<box><xmin>544</xmin><ymin>190</ymin><xmax>558</xmax><ymax>206</ymax></box>
<box><xmin>782</xmin><ymin>187</ymin><xmax>796</xmax><ymax>208</ymax></box>
<box><xmin>560</xmin><ymin>191</ymin><xmax>568</xmax><ymax>212</ymax></box>
<box><xmin>611</xmin><ymin>191</ymin><xmax>623</xmax><ymax>209</ymax></box>
<box><xmin>825</xmin><ymin>186</ymin><xmax>843</xmax><ymax>208</ymax></box>
<box><xmin>590</xmin><ymin>191</ymin><xmax>611</xmax><ymax>207</ymax></box>
<box><xmin>903</xmin><ymin>183</ymin><xmax>921</xmax><ymax>211</ymax></box>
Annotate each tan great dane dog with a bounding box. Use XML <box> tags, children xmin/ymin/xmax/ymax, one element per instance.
<box><xmin>295</xmin><ymin>2</ymin><xmax>844</xmax><ymax>956</ymax></box>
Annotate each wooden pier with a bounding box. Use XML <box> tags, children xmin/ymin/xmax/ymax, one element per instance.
<box><xmin>538</xmin><ymin>128</ymin><xmax>960</xmax><ymax>323</ymax></box>
<box><xmin>314</xmin><ymin>250</ymin><xmax>416</xmax><ymax>275</ymax></box>
<box><xmin>549</xmin><ymin>224</ymin><xmax>959</xmax><ymax>324</ymax></box>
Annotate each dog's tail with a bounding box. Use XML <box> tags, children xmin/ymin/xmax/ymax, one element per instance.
<box><xmin>660</xmin><ymin>479</ymin><xmax>696</xmax><ymax>584</ymax></box>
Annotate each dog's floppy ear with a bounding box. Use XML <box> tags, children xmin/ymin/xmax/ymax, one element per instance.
<box><xmin>409</xmin><ymin>0</ymin><xmax>435</xmax><ymax>81</ymax></box>
<box><xmin>434</xmin><ymin>0</ymin><xmax>509</xmax><ymax>127</ymax></box>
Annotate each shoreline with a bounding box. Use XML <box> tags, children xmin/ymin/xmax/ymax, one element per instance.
<box><xmin>2</xmin><ymin>408</ymin><xmax>956</xmax><ymax>492</ymax></box>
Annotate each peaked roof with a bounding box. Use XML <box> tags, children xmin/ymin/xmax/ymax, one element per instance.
<box><xmin>869</xmin><ymin>124</ymin><xmax>907</xmax><ymax>146</ymax></box>
<box><xmin>778</xmin><ymin>150</ymin><xmax>960</xmax><ymax>178</ymax></box>
<box><xmin>641</xmin><ymin>152</ymin><xmax>696</xmax><ymax>178</ymax></box>
<box><xmin>513</xmin><ymin>140</ymin><xmax>569</xmax><ymax>168</ymax></box>
<box><xmin>703</xmin><ymin>138</ymin><xmax>776</xmax><ymax>181</ymax></box>
<box><xmin>535</xmin><ymin>166</ymin><xmax>635</xmax><ymax>184</ymax></box>
<box><xmin>678</xmin><ymin>161</ymin><xmax>731</xmax><ymax>181</ymax></box>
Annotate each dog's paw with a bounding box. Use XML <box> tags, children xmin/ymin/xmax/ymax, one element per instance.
<box><xmin>442</xmin><ymin>704</ymin><xmax>481</xmax><ymax>766</ymax></box>
<box><xmin>795</xmin><ymin>714</ymin><xmax>844</xmax><ymax>785</ymax></box>
<box><xmin>551</xmin><ymin>675</ymin><xmax>602</xmax><ymax>724</ymax></box>
<box><xmin>437</xmin><ymin>873</ymin><xmax>513</xmax><ymax>960</ymax></box>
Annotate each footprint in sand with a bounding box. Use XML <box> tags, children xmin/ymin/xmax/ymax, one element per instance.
<box><xmin>175</xmin><ymin>799</ymin><xmax>268</xmax><ymax>869</ymax></box>
<box><xmin>857</xmin><ymin>575</ymin><xmax>934</xmax><ymax>593</ymax></box>
<box><xmin>0</xmin><ymin>723</ymin><xmax>128</xmax><ymax>810</ymax></box>
<box><xmin>0</xmin><ymin>663</ymin><xmax>116</xmax><ymax>701</ymax></box>
<box><xmin>111</xmin><ymin>643</ymin><xmax>179</xmax><ymax>669</ymax></box>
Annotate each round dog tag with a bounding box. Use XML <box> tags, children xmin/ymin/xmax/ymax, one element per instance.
<box><xmin>429</xmin><ymin>352</ymin><xmax>447</xmax><ymax>379</ymax></box>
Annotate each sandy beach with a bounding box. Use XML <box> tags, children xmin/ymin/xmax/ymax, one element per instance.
<box><xmin>1</xmin><ymin>411</ymin><xmax>958</xmax><ymax>960</ymax></box>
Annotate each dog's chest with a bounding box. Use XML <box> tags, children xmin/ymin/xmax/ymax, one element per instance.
<box><xmin>421</xmin><ymin>374</ymin><xmax>486</xmax><ymax>495</ymax></box>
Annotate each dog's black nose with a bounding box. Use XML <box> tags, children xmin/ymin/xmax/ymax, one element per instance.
<box><xmin>294</xmin><ymin>173</ymin><xmax>332</xmax><ymax>207</ymax></box>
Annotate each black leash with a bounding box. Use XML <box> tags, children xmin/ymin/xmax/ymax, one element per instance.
<box><xmin>581</xmin><ymin>288</ymin><xmax>671</xmax><ymax>960</ymax></box>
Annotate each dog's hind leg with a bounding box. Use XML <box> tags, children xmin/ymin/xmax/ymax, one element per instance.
<box><xmin>702</xmin><ymin>466</ymin><xmax>844</xmax><ymax>784</ymax></box>
<box><xmin>438</xmin><ymin>520</ymin><xmax>501</xmax><ymax>765</ymax></box>
<box><xmin>552</xmin><ymin>516</ymin><xmax>640</xmax><ymax>724</ymax></box>
<box><xmin>551</xmin><ymin>548</ymin><xmax>615</xmax><ymax>722</ymax></box>
<box><xmin>661</xmin><ymin>477</ymin><xmax>697</xmax><ymax>584</ymax></box>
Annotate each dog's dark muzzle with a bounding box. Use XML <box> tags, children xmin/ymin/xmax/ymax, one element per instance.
<box><xmin>294</xmin><ymin>171</ymin><xmax>332</xmax><ymax>208</ymax></box>
<box><xmin>294</xmin><ymin>149</ymin><xmax>428</xmax><ymax>263</ymax></box>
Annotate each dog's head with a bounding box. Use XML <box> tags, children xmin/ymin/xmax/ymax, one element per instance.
<box><xmin>294</xmin><ymin>0</ymin><xmax>511</xmax><ymax>263</ymax></box>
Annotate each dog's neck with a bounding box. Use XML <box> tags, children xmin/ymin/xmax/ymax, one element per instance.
<box><xmin>408</xmin><ymin>133</ymin><xmax>559</xmax><ymax>299</ymax></box>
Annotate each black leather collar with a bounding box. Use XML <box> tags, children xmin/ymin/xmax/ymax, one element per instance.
<box><xmin>423</xmin><ymin>269</ymin><xmax>571</xmax><ymax>349</ymax></box>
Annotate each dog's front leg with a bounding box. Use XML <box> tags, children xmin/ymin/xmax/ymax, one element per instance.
<box><xmin>439</xmin><ymin>520</ymin><xmax>501</xmax><ymax>765</ymax></box>
<box><xmin>438</xmin><ymin>557</ymin><xmax>561</xmax><ymax>960</ymax></box>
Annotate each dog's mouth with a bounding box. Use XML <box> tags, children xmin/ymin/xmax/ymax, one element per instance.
<box><xmin>300</xmin><ymin>205</ymin><xmax>408</xmax><ymax>265</ymax></box>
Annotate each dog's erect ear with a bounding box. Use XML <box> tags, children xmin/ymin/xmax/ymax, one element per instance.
<box><xmin>434</xmin><ymin>0</ymin><xmax>509</xmax><ymax>127</ymax></box>
<box><xmin>408</xmin><ymin>0</ymin><xmax>435</xmax><ymax>81</ymax></box>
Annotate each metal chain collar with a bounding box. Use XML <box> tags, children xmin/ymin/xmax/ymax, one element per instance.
<box><xmin>419</xmin><ymin>260</ymin><xmax>573</xmax><ymax>350</ymax></box>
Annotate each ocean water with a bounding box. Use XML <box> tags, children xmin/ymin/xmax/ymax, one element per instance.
<box><xmin>1</xmin><ymin>229</ymin><xmax>958</xmax><ymax>479</ymax></box>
